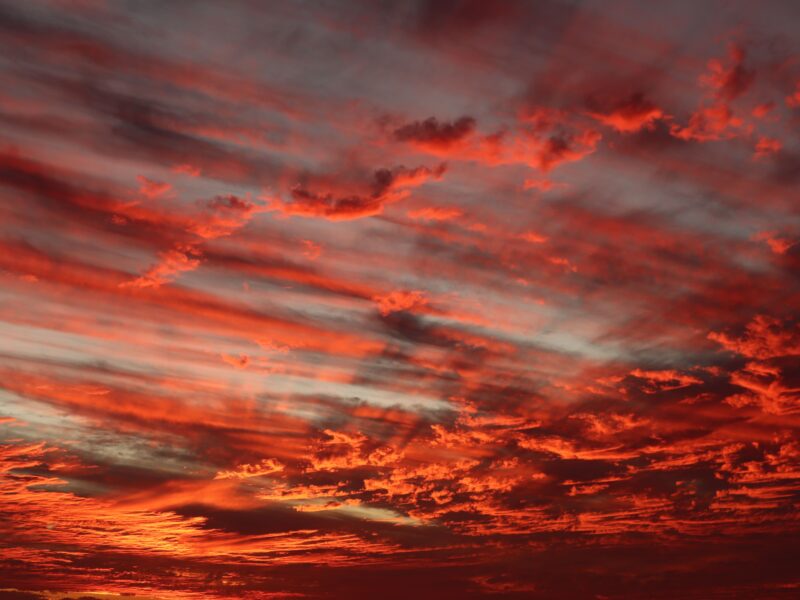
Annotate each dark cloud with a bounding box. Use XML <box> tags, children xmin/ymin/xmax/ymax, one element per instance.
<box><xmin>394</xmin><ymin>116</ymin><xmax>476</xmax><ymax>148</ymax></box>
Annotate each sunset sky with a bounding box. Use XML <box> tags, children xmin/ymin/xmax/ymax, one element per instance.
<box><xmin>1</xmin><ymin>1</ymin><xmax>799</xmax><ymax>598</ymax></box>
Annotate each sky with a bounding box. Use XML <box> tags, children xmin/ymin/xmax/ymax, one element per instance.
<box><xmin>0</xmin><ymin>1</ymin><xmax>799</xmax><ymax>598</ymax></box>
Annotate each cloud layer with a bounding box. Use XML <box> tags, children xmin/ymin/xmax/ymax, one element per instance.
<box><xmin>1</xmin><ymin>1</ymin><xmax>799</xmax><ymax>598</ymax></box>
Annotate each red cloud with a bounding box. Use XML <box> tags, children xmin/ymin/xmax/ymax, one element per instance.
<box><xmin>406</xmin><ymin>205</ymin><xmax>463</xmax><ymax>221</ymax></box>
<box><xmin>533</xmin><ymin>130</ymin><xmax>602</xmax><ymax>171</ymax></box>
<box><xmin>629</xmin><ymin>368</ymin><xmax>703</xmax><ymax>393</ymax></box>
<box><xmin>671</xmin><ymin>102</ymin><xmax>744</xmax><ymax>141</ymax></box>
<box><xmin>709</xmin><ymin>315</ymin><xmax>800</xmax><ymax>359</ymax></box>
<box><xmin>267</xmin><ymin>164</ymin><xmax>447</xmax><ymax>220</ymax></box>
<box><xmin>588</xmin><ymin>93</ymin><xmax>666</xmax><ymax>133</ymax></box>
<box><xmin>172</xmin><ymin>163</ymin><xmax>202</xmax><ymax>177</ymax></box>
<box><xmin>373</xmin><ymin>289</ymin><xmax>429</xmax><ymax>315</ymax></box>
<box><xmin>700</xmin><ymin>44</ymin><xmax>754</xmax><ymax>102</ymax></box>
<box><xmin>136</xmin><ymin>175</ymin><xmax>172</xmax><ymax>199</ymax></box>
<box><xmin>671</xmin><ymin>44</ymin><xmax>755</xmax><ymax>142</ymax></box>
<box><xmin>123</xmin><ymin>194</ymin><xmax>259</xmax><ymax>287</ymax></box>
<box><xmin>754</xmin><ymin>136</ymin><xmax>781</xmax><ymax>158</ymax></box>
<box><xmin>221</xmin><ymin>352</ymin><xmax>250</xmax><ymax>369</ymax></box>
<box><xmin>2</xmin><ymin>5</ymin><xmax>800</xmax><ymax>598</ymax></box>
<box><xmin>753</xmin><ymin>231</ymin><xmax>795</xmax><ymax>255</ymax></box>
<box><xmin>787</xmin><ymin>81</ymin><xmax>800</xmax><ymax>107</ymax></box>
<box><xmin>122</xmin><ymin>243</ymin><xmax>201</xmax><ymax>288</ymax></box>
<box><xmin>192</xmin><ymin>194</ymin><xmax>258</xmax><ymax>239</ymax></box>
